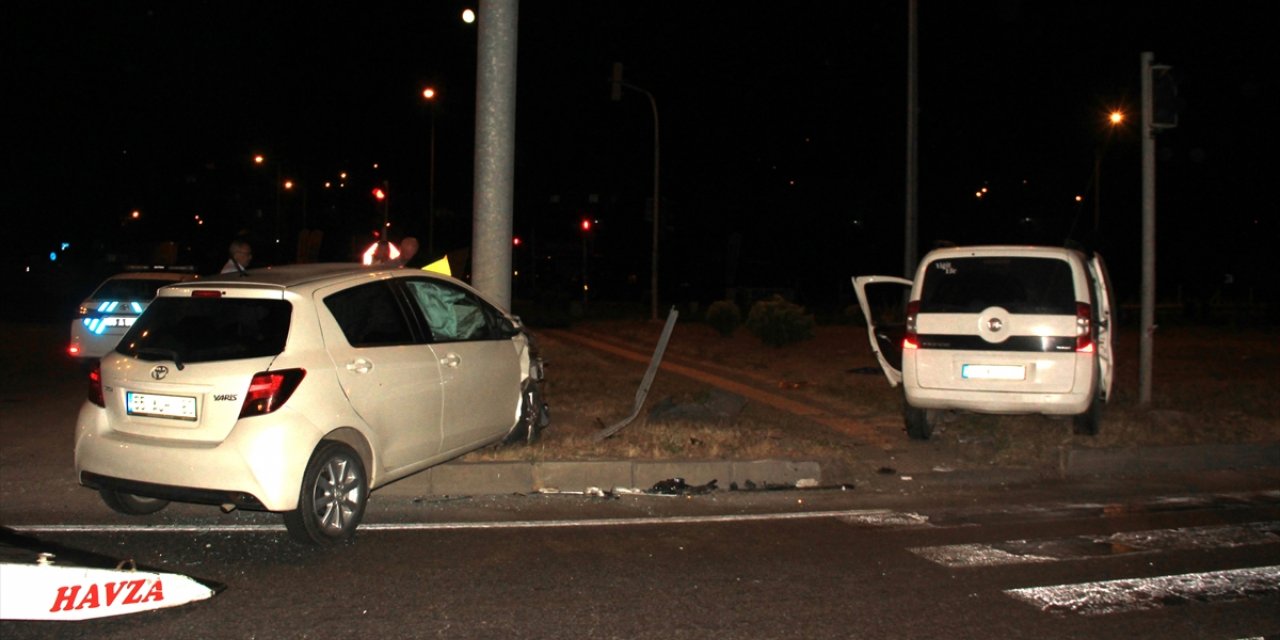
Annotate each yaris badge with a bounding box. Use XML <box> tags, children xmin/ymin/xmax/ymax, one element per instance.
<box><xmin>151</xmin><ymin>366</ymin><xmax>169</xmax><ymax>380</ymax></box>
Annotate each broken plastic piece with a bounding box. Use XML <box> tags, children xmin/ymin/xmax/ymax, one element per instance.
<box><xmin>646</xmin><ymin>477</ymin><xmax>718</xmax><ymax>496</ymax></box>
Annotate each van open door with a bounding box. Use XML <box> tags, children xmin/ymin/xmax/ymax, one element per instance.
<box><xmin>851</xmin><ymin>275</ymin><xmax>912</xmax><ymax>387</ymax></box>
<box><xmin>1089</xmin><ymin>254</ymin><xmax>1115</xmax><ymax>401</ymax></box>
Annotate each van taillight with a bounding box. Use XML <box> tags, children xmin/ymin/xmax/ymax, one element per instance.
<box><xmin>1075</xmin><ymin>302</ymin><xmax>1094</xmax><ymax>353</ymax></box>
<box><xmin>903</xmin><ymin>300</ymin><xmax>920</xmax><ymax>350</ymax></box>
<box><xmin>88</xmin><ymin>362</ymin><xmax>104</xmax><ymax>407</ymax></box>
<box><xmin>239</xmin><ymin>369</ymin><xmax>306</xmax><ymax>418</ymax></box>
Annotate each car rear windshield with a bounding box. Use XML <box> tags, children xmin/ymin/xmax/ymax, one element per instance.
<box><xmin>91</xmin><ymin>278</ymin><xmax>180</xmax><ymax>301</ymax></box>
<box><xmin>116</xmin><ymin>297</ymin><xmax>291</xmax><ymax>364</ymax></box>
<box><xmin>919</xmin><ymin>256</ymin><xmax>1077</xmax><ymax>314</ymax></box>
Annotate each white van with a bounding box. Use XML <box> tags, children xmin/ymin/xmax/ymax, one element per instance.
<box><xmin>852</xmin><ymin>245</ymin><xmax>1114</xmax><ymax>439</ymax></box>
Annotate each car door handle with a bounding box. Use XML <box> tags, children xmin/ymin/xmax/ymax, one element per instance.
<box><xmin>440</xmin><ymin>353</ymin><xmax>461</xmax><ymax>368</ymax></box>
<box><xmin>346</xmin><ymin>358</ymin><xmax>373</xmax><ymax>374</ymax></box>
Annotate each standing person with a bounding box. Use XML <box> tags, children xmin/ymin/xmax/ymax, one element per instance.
<box><xmin>221</xmin><ymin>238</ymin><xmax>253</xmax><ymax>274</ymax></box>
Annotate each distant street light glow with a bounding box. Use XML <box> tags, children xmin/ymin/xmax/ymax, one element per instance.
<box><xmin>1109</xmin><ymin>110</ymin><xmax>1125</xmax><ymax>125</ymax></box>
<box><xmin>462</xmin><ymin>8</ymin><xmax>476</xmax><ymax>23</ymax></box>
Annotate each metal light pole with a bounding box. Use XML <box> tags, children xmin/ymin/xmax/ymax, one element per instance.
<box><xmin>904</xmin><ymin>0</ymin><xmax>919</xmax><ymax>278</ymax></box>
<box><xmin>1093</xmin><ymin>110</ymin><xmax>1124</xmax><ymax>233</ymax></box>
<box><xmin>422</xmin><ymin>87</ymin><xmax>438</xmax><ymax>257</ymax></box>
<box><xmin>1139</xmin><ymin>52</ymin><xmax>1157</xmax><ymax>406</ymax></box>
<box><xmin>610</xmin><ymin>63</ymin><xmax>661</xmax><ymax>322</ymax></box>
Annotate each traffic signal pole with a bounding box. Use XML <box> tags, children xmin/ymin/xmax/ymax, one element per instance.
<box><xmin>1139</xmin><ymin>51</ymin><xmax>1156</xmax><ymax>406</ymax></box>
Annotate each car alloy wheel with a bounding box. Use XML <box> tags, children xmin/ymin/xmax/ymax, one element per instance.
<box><xmin>284</xmin><ymin>442</ymin><xmax>367</xmax><ymax>545</ymax></box>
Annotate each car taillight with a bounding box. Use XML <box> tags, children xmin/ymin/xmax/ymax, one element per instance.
<box><xmin>903</xmin><ymin>300</ymin><xmax>920</xmax><ymax>350</ymax></box>
<box><xmin>88</xmin><ymin>362</ymin><xmax>104</xmax><ymax>407</ymax></box>
<box><xmin>1075</xmin><ymin>302</ymin><xmax>1094</xmax><ymax>353</ymax></box>
<box><xmin>239</xmin><ymin>369</ymin><xmax>306</xmax><ymax>418</ymax></box>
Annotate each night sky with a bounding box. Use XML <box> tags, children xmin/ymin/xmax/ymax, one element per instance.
<box><xmin>4</xmin><ymin>1</ymin><xmax>1276</xmax><ymax>315</ymax></box>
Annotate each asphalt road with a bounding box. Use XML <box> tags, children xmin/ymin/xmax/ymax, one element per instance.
<box><xmin>4</xmin><ymin>485</ymin><xmax>1280</xmax><ymax>638</ymax></box>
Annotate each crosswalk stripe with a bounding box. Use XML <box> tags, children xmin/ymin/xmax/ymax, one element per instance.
<box><xmin>912</xmin><ymin>521</ymin><xmax>1280</xmax><ymax>568</ymax></box>
<box><xmin>1005</xmin><ymin>565</ymin><xmax>1280</xmax><ymax>616</ymax></box>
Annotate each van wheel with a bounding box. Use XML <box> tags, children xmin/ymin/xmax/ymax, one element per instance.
<box><xmin>1073</xmin><ymin>393</ymin><xmax>1103</xmax><ymax>436</ymax></box>
<box><xmin>904</xmin><ymin>402</ymin><xmax>936</xmax><ymax>440</ymax></box>
<box><xmin>99</xmin><ymin>490</ymin><xmax>170</xmax><ymax>515</ymax></box>
<box><xmin>284</xmin><ymin>442</ymin><xmax>367</xmax><ymax>545</ymax></box>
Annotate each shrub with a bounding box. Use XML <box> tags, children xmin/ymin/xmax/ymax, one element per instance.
<box><xmin>705</xmin><ymin>299</ymin><xmax>742</xmax><ymax>336</ymax></box>
<box><xmin>745</xmin><ymin>295</ymin><xmax>815</xmax><ymax>347</ymax></box>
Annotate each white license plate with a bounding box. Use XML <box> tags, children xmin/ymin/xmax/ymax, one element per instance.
<box><xmin>962</xmin><ymin>364</ymin><xmax>1026</xmax><ymax>380</ymax></box>
<box><xmin>106</xmin><ymin>317</ymin><xmax>136</xmax><ymax>328</ymax></box>
<box><xmin>127</xmin><ymin>392</ymin><xmax>197</xmax><ymax>421</ymax></box>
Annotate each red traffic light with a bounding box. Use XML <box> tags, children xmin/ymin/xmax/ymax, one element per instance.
<box><xmin>372</xmin><ymin>187</ymin><xmax>386</xmax><ymax>201</ymax></box>
<box><xmin>580</xmin><ymin>219</ymin><xmax>592</xmax><ymax>231</ymax></box>
<box><xmin>513</xmin><ymin>236</ymin><xmax>522</xmax><ymax>246</ymax></box>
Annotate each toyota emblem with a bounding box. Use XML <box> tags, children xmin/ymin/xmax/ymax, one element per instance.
<box><xmin>986</xmin><ymin>318</ymin><xmax>1004</xmax><ymax>332</ymax></box>
<box><xmin>151</xmin><ymin>365</ymin><xmax>169</xmax><ymax>380</ymax></box>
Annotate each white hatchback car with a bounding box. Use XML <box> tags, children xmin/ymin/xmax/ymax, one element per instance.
<box><xmin>75</xmin><ymin>263</ymin><xmax>548</xmax><ymax>544</ymax></box>
<box><xmin>853</xmin><ymin>245</ymin><xmax>1113</xmax><ymax>439</ymax></box>
<box><xmin>68</xmin><ymin>266</ymin><xmax>199</xmax><ymax>360</ymax></box>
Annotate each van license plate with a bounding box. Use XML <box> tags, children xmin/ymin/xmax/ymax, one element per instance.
<box><xmin>962</xmin><ymin>364</ymin><xmax>1025</xmax><ymax>380</ymax></box>
<box><xmin>127</xmin><ymin>392</ymin><xmax>197</xmax><ymax>421</ymax></box>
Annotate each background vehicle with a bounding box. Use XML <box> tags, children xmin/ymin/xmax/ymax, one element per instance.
<box><xmin>68</xmin><ymin>266</ymin><xmax>199</xmax><ymax>360</ymax></box>
<box><xmin>853</xmin><ymin>245</ymin><xmax>1113</xmax><ymax>439</ymax></box>
<box><xmin>75</xmin><ymin>264</ymin><xmax>549</xmax><ymax>545</ymax></box>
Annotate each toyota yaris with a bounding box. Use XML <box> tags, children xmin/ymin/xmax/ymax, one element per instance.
<box><xmin>75</xmin><ymin>264</ymin><xmax>549</xmax><ymax>544</ymax></box>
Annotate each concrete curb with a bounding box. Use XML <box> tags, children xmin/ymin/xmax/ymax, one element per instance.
<box><xmin>371</xmin><ymin>444</ymin><xmax>1280</xmax><ymax>498</ymax></box>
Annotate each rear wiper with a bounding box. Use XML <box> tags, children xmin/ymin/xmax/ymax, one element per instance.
<box><xmin>135</xmin><ymin>347</ymin><xmax>185</xmax><ymax>370</ymax></box>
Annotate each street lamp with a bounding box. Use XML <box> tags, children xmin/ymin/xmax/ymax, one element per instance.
<box><xmin>424</xmin><ymin>87</ymin><xmax>440</xmax><ymax>257</ymax></box>
<box><xmin>580</xmin><ymin>218</ymin><xmax>592</xmax><ymax>305</ymax></box>
<box><xmin>610</xmin><ymin>63</ymin><xmax>661</xmax><ymax>322</ymax></box>
<box><xmin>1093</xmin><ymin>109</ymin><xmax>1126</xmax><ymax>232</ymax></box>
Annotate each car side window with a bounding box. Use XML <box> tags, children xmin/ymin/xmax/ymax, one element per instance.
<box><xmin>324</xmin><ymin>282</ymin><xmax>414</xmax><ymax>347</ymax></box>
<box><xmin>403</xmin><ymin>280</ymin><xmax>498</xmax><ymax>343</ymax></box>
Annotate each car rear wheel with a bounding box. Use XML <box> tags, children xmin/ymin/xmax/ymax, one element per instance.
<box><xmin>283</xmin><ymin>442</ymin><xmax>367</xmax><ymax>545</ymax></box>
<box><xmin>99</xmin><ymin>490</ymin><xmax>170</xmax><ymax>515</ymax></box>
<box><xmin>903</xmin><ymin>400</ymin><xmax>936</xmax><ymax>440</ymax></box>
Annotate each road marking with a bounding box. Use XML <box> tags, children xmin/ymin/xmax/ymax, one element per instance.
<box><xmin>912</xmin><ymin>521</ymin><xmax>1280</xmax><ymax>567</ymax></box>
<box><xmin>7</xmin><ymin>508</ymin><xmax>930</xmax><ymax>535</ymax></box>
<box><xmin>1006</xmin><ymin>565</ymin><xmax>1280</xmax><ymax>616</ymax></box>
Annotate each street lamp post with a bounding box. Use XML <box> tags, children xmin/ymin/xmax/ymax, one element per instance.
<box><xmin>1094</xmin><ymin>110</ymin><xmax>1125</xmax><ymax>233</ymax></box>
<box><xmin>423</xmin><ymin>87</ymin><xmax>438</xmax><ymax>257</ymax></box>
<box><xmin>610</xmin><ymin>63</ymin><xmax>661</xmax><ymax>322</ymax></box>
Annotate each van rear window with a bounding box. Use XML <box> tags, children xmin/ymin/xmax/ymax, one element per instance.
<box><xmin>919</xmin><ymin>257</ymin><xmax>1076</xmax><ymax>314</ymax></box>
<box><xmin>117</xmin><ymin>297</ymin><xmax>291</xmax><ymax>363</ymax></box>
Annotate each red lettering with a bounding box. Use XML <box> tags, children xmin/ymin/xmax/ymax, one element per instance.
<box><xmin>75</xmin><ymin>584</ymin><xmax>100</xmax><ymax>610</ymax></box>
<box><xmin>49</xmin><ymin>585</ymin><xmax>80</xmax><ymax>612</ymax></box>
<box><xmin>104</xmin><ymin>581</ymin><xmax>127</xmax><ymax>606</ymax></box>
<box><xmin>123</xmin><ymin>579</ymin><xmax>146</xmax><ymax>605</ymax></box>
<box><xmin>141</xmin><ymin>580</ymin><xmax>164</xmax><ymax>603</ymax></box>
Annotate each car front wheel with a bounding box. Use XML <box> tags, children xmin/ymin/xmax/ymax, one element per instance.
<box><xmin>283</xmin><ymin>442</ymin><xmax>367</xmax><ymax>545</ymax></box>
<box><xmin>504</xmin><ymin>379</ymin><xmax>550</xmax><ymax>445</ymax></box>
<box><xmin>99</xmin><ymin>490</ymin><xmax>170</xmax><ymax>515</ymax></box>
